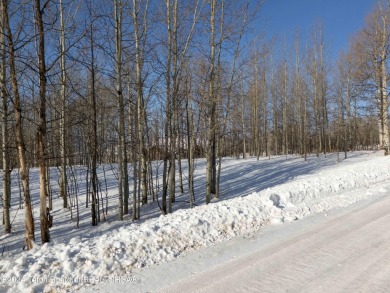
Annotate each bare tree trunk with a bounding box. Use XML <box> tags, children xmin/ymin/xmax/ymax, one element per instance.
<box><xmin>115</xmin><ymin>0</ymin><xmax>129</xmax><ymax>219</ymax></box>
<box><xmin>86</xmin><ymin>159</ymin><xmax>89</xmax><ymax>208</ymax></box>
<box><xmin>345</xmin><ymin>71</ymin><xmax>351</xmax><ymax>159</ymax></box>
<box><xmin>206</xmin><ymin>0</ymin><xmax>217</xmax><ymax>204</ymax></box>
<box><xmin>310</xmin><ymin>31</ymin><xmax>321</xmax><ymax>157</ymax></box>
<box><xmin>1</xmin><ymin>0</ymin><xmax>10</xmax><ymax>233</ymax></box>
<box><xmin>272</xmin><ymin>65</ymin><xmax>278</xmax><ymax>156</ymax></box>
<box><xmin>129</xmin><ymin>81</ymin><xmax>138</xmax><ymax>220</ymax></box>
<box><xmin>283</xmin><ymin>51</ymin><xmax>288</xmax><ymax>158</ymax></box>
<box><xmin>177</xmin><ymin>116</ymin><xmax>184</xmax><ymax>194</ymax></box>
<box><xmin>132</xmin><ymin>125</ymin><xmax>138</xmax><ymax>220</ymax></box>
<box><xmin>186</xmin><ymin>71</ymin><xmax>195</xmax><ymax>206</ymax></box>
<box><xmin>59</xmin><ymin>0</ymin><xmax>68</xmax><ymax>209</ymax></box>
<box><xmin>262</xmin><ymin>61</ymin><xmax>268</xmax><ymax>157</ymax></box>
<box><xmin>144</xmin><ymin>115</ymin><xmax>155</xmax><ymax>202</ymax></box>
<box><xmin>379</xmin><ymin>11</ymin><xmax>389</xmax><ymax>154</ymax></box>
<box><xmin>255</xmin><ymin>60</ymin><xmax>260</xmax><ymax>160</ymax></box>
<box><xmin>3</xmin><ymin>0</ymin><xmax>35</xmax><ymax>248</ymax></box>
<box><xmin>319</xmin><ymin>31</ymin><xmax>328</xmax><ymax>157</ymax></box>
<box><xmin>88</xmin><ymin>6</ymin><xmax>98</xmax><ymax>226</ymax></box>
<box><xmin>241</xmin><ymin>79</ymin><xmax>246</xmax><ymax>159</ymax></box>
<box><xmin>132</xmin><ymin>0</ymin><xmax>148</xmax><ymax>206</ymax></box>
<box><xmin>164</xmin><ymin>0</ymin><xmax>172</xmax><ymax>213</ymax></box>
<box><xmin>162</xmin><ymin>63</ymin><xmax>170</xmax><ymax>214</ymax></box>
<box><xmin>168</xmin><ymin>0</ymin><xmax>180</xmax><ymax>208</ymax></box>
<box><xmin>165</xmin><ymin>0</ymin><xmax>178</xmax><ymax>212</ymax></box>
<box><xmin>380</xmin><ymin>56</ymin><xmax>389</xmax><ymax>154</ymax></box>
<box><xmin>137</xmin><ymin>160</ymin><xmax>141</xmax><ymax>219</ymax></box>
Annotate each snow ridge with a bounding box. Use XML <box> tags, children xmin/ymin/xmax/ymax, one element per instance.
<box><xmin>1</xmin><ymin>154</ymin><xmax>390</xmax><ymax>292</ymax></box>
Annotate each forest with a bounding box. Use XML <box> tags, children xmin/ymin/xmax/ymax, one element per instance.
<box><xmin>1</xmin><ymin>0</ymin><xmax>389</xmax><ymax>250</ymax></box>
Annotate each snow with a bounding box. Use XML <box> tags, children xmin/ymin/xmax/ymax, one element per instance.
<box><xmin>1</xmin><ymin>151</ymin><xmax>390</xmax><ymax>292</ymax></box>
<box><xmin>155</xmin><ymin>192</ymin><xmax>390</xmax><ymax>293</ymax></box>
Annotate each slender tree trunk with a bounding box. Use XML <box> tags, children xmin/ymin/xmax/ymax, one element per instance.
<box><xmin>168</xmin><ymin>0</ymin><xmax>180</xmax><ymax>207</ymax></box>
<box><xmin>319</xmin><ymin>33</ymin><xmax>328</xmax><ymax>157</ymax></box>
<box><xmin>206</xmin><ymin>0</ymin><xmax>216</xmax><ymax>204</ymax></box>
<box><xmin>216</xmin><ymin>136</ymin><xmax>223</xmax><ymax>199</ymax></box>
<box><xmin>262</xmin><ymin>63</ymin><xmax>268</xmax><ymax>157</ymax></box>
<box><xmin>59</xmin><ymin>0</ymin><xmax>68</xmax><ymax>209</ymax></box>
<box><xmin>115</xmin><ymin>0</ymin><xmax>129</xmax><ymax>219</ymax></box>
<box><xmin>1</xmin><ymin>0</ymin><xmax>10</xmax><ymax>233</ymax></box>
<box><xmin>345</xmin><ymin>73</ymin><xmax>351</xmax><ymax>159</ymax></box>
<box><xmin>162</xmin><ymin>93</ymin><xmax>169</xmax><ymax>213</ymax></box>
<box><xmin>255</xmin><ymin>61</ymin><xmax>260</xmax><ymax>160</ymax></box>
<box><xmin>137</xmin><ymin>160</ymin><xmax>141</xmax><ymax>219</ymax></box>
<box><xmin>272</xmin><ymin>67</ymin><xmax>278</xmax><ymax>156</ymax></box>
<box><xmin>163</xmin><ymin>0</ymin><xmax>172</xmax><ymax>213</ymax></box>
<box><xmin>241</xmin><ymin>79</ymin><xmax>246</xmax><ymax>159</ymax></box>
<box><xmin>132</xmin><ymin>0</ymin><xmax>147</xmax><ymax>205</ymax></box>
<box><xmin>380</xmin><ymin>45</ymin><xmax>389</xmax><ymax>154</ymax></box>
<box><xmin>37</xmin><ymin>0</ymin><xmax>51</xmax><ymax>244</ymax></box>
<box><xmin>132</xmin><ymin>123</ymin><xmax>138</xmax><ymax>220</ymax></box>
<box><xmin>115</xmin><ymin>0</ymin><xmax>123</xmax><ymax>220</ymax></box>
<box><xmin>89</xmin><ymin>11</ymin><xmax>98</xmax><ymax>226</ymax></box>
<box><xmin>144</xmin><ymin>114</ymin><xmax>155</xmax><ymax>202</ymax></box>
<box><xmin>186</xmin><ymin>80</ymin><xmax>195</xmax><ymax>206</ymax></box>
<box><xmin>129</xmin><ymin>81</ymin><xmax>138</xmax><ymax>220</ymax></box>
<box><xmin>3</xmin><ymin>0</ymin><xmax>35</xmax><ymax>248</ymax></box>
<box><xmin>177</xmin><ymin>116</ymin><xmax>184</xmax><ymax>194</ymax></box>
<box><xmin>283</xmin><ymin>54</ymin><xmax>288</xmax><ymax>158</ymax></box>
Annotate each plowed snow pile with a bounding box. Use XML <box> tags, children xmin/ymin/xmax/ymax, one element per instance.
<box><xmin>1</xmin><ymin>152</ymin><xmax>390</xmax><ymax>292</ymax></box>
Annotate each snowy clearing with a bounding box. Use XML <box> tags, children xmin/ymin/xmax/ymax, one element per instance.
<box><xmin>1</xmin><ymin>151</ymin><xmax>390</xmax><ymax>292</ymax></box>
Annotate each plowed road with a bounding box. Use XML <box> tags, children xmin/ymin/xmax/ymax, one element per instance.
<box><xmin>159</xmin><ymin>194</ymin><xmax>390</xmax><ymax>293</ymax></box>
<box><xmin>86</xmin><ymin>193</ymin><xmax>390</xmax><ymax>293</ymax></box>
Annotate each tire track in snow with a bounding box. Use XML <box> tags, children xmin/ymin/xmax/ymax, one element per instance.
<box><xmin>160</xmin><ymin>194</ymin><xmax>390</xmax><ymax>293</ymax></box>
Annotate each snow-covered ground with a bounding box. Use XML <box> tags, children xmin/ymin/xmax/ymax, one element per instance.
<box><xmin>154</xmin><ymin>191</ymin><xmax>390</xmax><ymax>293</ymax></box>
<box><xmin>1</xmin><ymin>151</ymin><xmax>390</xmax><ymax>292</ymax></box>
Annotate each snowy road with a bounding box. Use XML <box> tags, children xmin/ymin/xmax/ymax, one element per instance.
<box><xmin>158</xmin><ymin>193</ymin><xmax>390</xmax><ymax>293</ymax></box>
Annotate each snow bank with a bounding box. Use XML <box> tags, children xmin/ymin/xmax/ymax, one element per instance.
<box><xmin>1</xmin><ymin>154</ymin><xmax>390</xmax><ymax>292</ymax></box>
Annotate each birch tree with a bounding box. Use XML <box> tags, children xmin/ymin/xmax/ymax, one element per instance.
<box><xmin>59</xmin><ymin>0</ymin><xmax>68</xmax><ymax>209</ymax></box>
<box><xmin>3</xmin><ymin>0</ymin><xmax>35</xmax><ymax>248</ymax></box>
<box><xmin>86</xmin><ymin>0</ymin><xmax>98</xmax><ymax>226</ymax></box>
<box><xmin>131</xmin><ymin>0</ymin><xmax>148</xmax><ymax>209</ymax></box>
<box><xmin>115</xmin><ymin>0</ymin><xmax>129</xmax><ymax>220</ymax></box>
<box><xmin>1</xmin><ymin>0</ymin><xmax>10</xmax><ymax>234</ymax></box>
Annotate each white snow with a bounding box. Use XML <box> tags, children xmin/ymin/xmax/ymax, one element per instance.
<box><xmin>154</xmin><ymin>191</ymin><xmax>390</xmax><ymax>293</ymax></box>
<box><xmin>1</xmin><ymin>151</ymin><xmax>390</xmax><ymax>292</ymax></box>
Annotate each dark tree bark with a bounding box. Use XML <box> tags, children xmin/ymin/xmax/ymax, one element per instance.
<box><xmin>35</xmin><ymin>0</ymin><xmax>50</xmax><ymax>244</ymax></box>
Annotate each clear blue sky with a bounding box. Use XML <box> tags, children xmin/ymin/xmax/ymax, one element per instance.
<box><xmin>258</xmin><ymin>0</ymin><xmax>378</xmax><ymax>59</ymax></box>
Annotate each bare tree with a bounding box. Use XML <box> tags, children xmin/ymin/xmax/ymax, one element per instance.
<box><xmin>115</xmin><ymin>0</ymin><xmax>129</xmax><ymax>220</ymax></box>
<box><xmin>86</xmin><ymin>1</ymin><xmax>98</xmax><ymax>226</ymax></box>
<box><xmin>349</xmin><ymin>2</ymin><xmax>390</xmax><ymax>154</ymax></box>
<box><xmin>1</xmin><ymin>0</ymin><xmax>10</xmax><ymax>234</ymax></box>
<box><xmin>205</xmin><ymin>0</ymin><xmax>217</xmax><ymax>204</ymax></box>
<box><xmin>282</xmin><ymin>39</ymin><xmax>289</xmax><ymax>158</ymax></box>
<box><xmin>132</xmin><ymin>0</ymin><xmax>148</xmax><ymax>208</ymax></box>
<box><xmin>35</xmin><ymin>0</ymin><xmax>50</xmax><ymax>243</ymax></box>
<box><xmin>3</xmin><ymin>0</ymin><xmax>35</xmax><ymax>248</ymax></box>
<box><xmin>59</xmin><ymin>0</ymin><xmax>68</xmax><ymax>209</ymax></box>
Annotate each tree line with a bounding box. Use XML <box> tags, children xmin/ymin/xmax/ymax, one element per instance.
<box><xmin>1</xmin><ymin>0</ymin><xmax>389</xmax><ymax>249</ymax></box>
